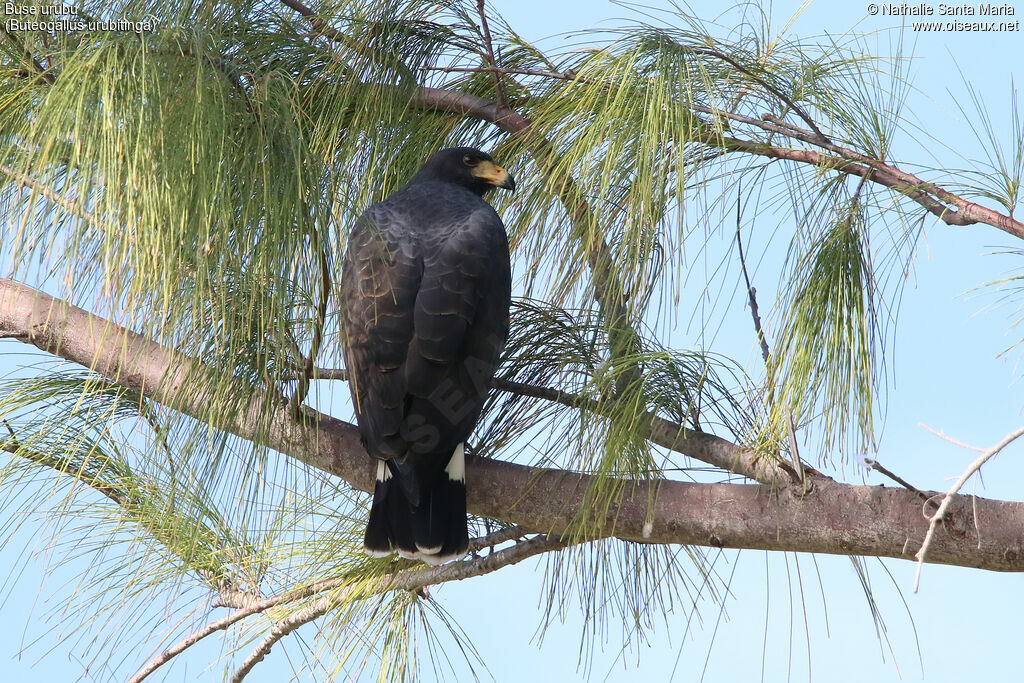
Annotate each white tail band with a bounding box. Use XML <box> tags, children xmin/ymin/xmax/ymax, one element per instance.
<box><xmin>445</xmin><ymin>443</ymin><xmax>465</xmax><ymax>482</ymax></box>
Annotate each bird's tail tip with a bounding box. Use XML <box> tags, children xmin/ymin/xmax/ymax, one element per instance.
<box><xmin>363</xmin><ymin>447</ymin><xmax>469</xmax><ymax>564</ymax></box>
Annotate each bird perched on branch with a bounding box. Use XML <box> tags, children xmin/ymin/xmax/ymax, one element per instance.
<box><xmin>340</xmin><ymin>147</ymin><xmax>514</xmax><ymax>564</ymax></box>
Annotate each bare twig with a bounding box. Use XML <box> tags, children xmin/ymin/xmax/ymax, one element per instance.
<box><xmin>734</xmin><ymin>193</ymin><xmax>773</xmax><ymax>384</ymax></box>
<box><xmin>914</xmin><ymin>425</ymin><xmax>1024</xmax><ymax>591</ymax></box>
<box><xmin>474</xmin><ymin>0</ymin><xmax>508</xmax><ymax>110</ymax></box>
<box><xmin>734</xmin><ymin>197</ymin><xmax>812</xmax><ymax>488</ymax></box>
<box><xmin>289</xmin><ymin>215</ymin><xmax>331</xmax><ymax>414</ymax></box>
<box><xmin>864</xmin><ymin>457</ymin><xmax>934</xmax><ymax>508</ymax></box>
<box><xmin>919</xmin><ymin>423</ymin><xmax>986</xmax><ymax>453</ymax></box>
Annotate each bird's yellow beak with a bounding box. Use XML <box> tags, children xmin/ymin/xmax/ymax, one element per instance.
<box><xmin>472</xmin><ymin>160</ymin><xmax>516</xmax><ymax>192</ymax></box>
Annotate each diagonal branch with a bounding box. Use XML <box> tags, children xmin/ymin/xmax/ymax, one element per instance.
<box><xmin>130</xmin><ymin>533</ymin><xmax>567</xmax><ymax>683</ymax></box>
<box><xmin>227</xmin><ymin>534</ymin><xmax>566</xmax><ymax>683</ymax></box>
<box><xmin>408</xmin><ymin>81</ymin><xmax>1024</xmax><ymax>241</ymax></box>
<box><xmin>684</xmin><ymin>45</ymin><xmax>828</xmax><ymax>143</ymax></box>
<box><xmin>279</xmin><ymin>0</ymin><xmax>345</xmax><ymax>42</ymax></box>
<box><xmin>914</xmin><ymin>425</ymin><xmax>1024</xmax><ymax>591</ymax></box>
<box><xmin>0</xmin><ymin>423</ymin><xmax>233</xmax><ymax>590</ymax></box>
<box><xmin>0</xmin><ymin>163</ymin><xmax>109</xmax><ymax>229</ymax></box>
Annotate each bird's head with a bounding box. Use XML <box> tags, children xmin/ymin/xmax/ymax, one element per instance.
<box><xmin>409</xmin><ymin>147</ymin><xmax>516</xmax><ymax>196</ymax></box>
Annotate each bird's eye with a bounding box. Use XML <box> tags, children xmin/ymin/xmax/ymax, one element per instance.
<box><xmin>462</xmin><ymin>154</ymin><xmax>479</xmax><ymax>167</ymax></box>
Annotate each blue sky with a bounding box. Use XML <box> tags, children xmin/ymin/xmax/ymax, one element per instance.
<box><xmin>2</xmin><ymin>1</ymin><xmax>1024</xmax><ymax>681</ymax></box>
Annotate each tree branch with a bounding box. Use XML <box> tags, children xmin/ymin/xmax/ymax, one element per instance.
<box><xmin>4</xmin><ymin>279</ymin><xmax>1024</xmax><ymax>574</ymax></box>
<box><xmin>683</xmin><ymin>44</ymin><xmax>829</xmax><ymax>143</ymax></box>
<box><xmin>0</xmin><ymin>422</ymin><xmax>237</xmax><ymax>593</ymax></box>
<box><xmin>473</xmin><ymin>0</ymin><xmax>508</xmax><ymax>110</ymax></box>
<box><xmin>278</xmin><ymin>0</ymin><xmax>345</xmax><ymax>42</ymax></box>
<box><xmin>130</xmin><ymin>533</ymin><xmax>566</xmax><ymax>683</ymax></box>
<box><xmin>914</xmin><ymin>425</ymin><xmax>1024</xmax><ymax>590</ymax></box>
<box><xmin>408</xmin><ymin>83</ymin><xmax>1024</xmax><ymax>241</ymax></box>
<box><xmin>0</xmin><ymin>163</ymin><xmax>108</xmax><ymax>229</ymax></box>
<box><xmin>227</xmin><ymin>534</ymin><xmax>566</xmax><ymax>683</ymax></box>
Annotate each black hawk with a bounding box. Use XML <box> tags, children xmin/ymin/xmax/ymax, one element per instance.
<box><xmin>340</xmin><ymin>147</ymin><xmax>514</xmax><ymax>564</ymax></box>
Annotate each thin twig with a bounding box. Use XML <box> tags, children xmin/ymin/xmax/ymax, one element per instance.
<box><xmin>289</xmin><ymin>212</ymin><xmax>331</xmax><ymax>414</ymax></box>
<box><xmin>734</xmin><ymin>196</ymin><xmax>807</xmax><ymax>486</ymax></box>
<box><xmin>422</xmin><ymin>64</ymin><xmax>579</xmax><ymax>81</ymax></box>
<box><xmin>0</xmin><ymin>28</ymin><xmax>54</xmax><ymax>85</ymax></box>
<box><xmin>918</xmin><ymin>423</ymin><xmax>985</xmax><ymax>453</ymax></box>
<box><xmin>684</xmin><ymin>45</ymin><xmax>829</xmax><ymax>143</ymax></box>
<box><xmin>735</xmin><ymin>193</ymin><xmax>773</xmax><ymax>386</ymax></box>
<box><xmin>784</xmin><ymin>407</ymin><xmax>805</xmax><ymax>489</ymax></box>
<box><xmin>467</xmin><ymin>524</ymin><xmax>526</xmax><ymax>553</ymax></box>
<box><xmin>914</xmin><ymin>425</ymin><xmax>1024</xmax><ymax>592</ymax></box>
<box><xmin>864</xmin><ymin>457</ymin><xmax>935</xmax><ymax>508</ymax></box>
<box><xmin>474</xmin><ymin>0</ymin><xmax>508</xmax><ymax>110</ymax></box>
<box><xmin>0</xmin><ymin>164</ymin><xmax>107</xmax><ymax>228</ymax></box>
<box><xmin>279</xmin><ymin>0</ymin><xmax>345</xmax><ymax>42</ymax></box>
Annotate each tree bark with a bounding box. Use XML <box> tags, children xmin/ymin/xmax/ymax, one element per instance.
<box><xmin>2</xmin><ymin>277</ymin><xmax>1023</xmax><ymax>572</ymax></box>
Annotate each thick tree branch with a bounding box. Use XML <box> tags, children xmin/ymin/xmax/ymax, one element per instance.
<box><xmin>4</xmin><ymin>279</ymin><xmax>1024</xmax><ymax>574</ymax></box>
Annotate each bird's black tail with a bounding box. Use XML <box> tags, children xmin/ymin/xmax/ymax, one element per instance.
<box><xmin>363</xmin><ymin>444</ymin><xmax>468</xmax><ymax>565</ymax></box>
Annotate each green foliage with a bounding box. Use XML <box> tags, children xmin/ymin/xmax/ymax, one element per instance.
<box><xmin>773</xmin><ymin>193</ymin><xmax>877</xmax><ymax>455</ymax></box>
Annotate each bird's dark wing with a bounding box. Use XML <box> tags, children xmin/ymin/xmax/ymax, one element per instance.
<box><xmin>340</xmin><ymin>203</ymin><xmax>422</xmax><ymax>459</ymax></box>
